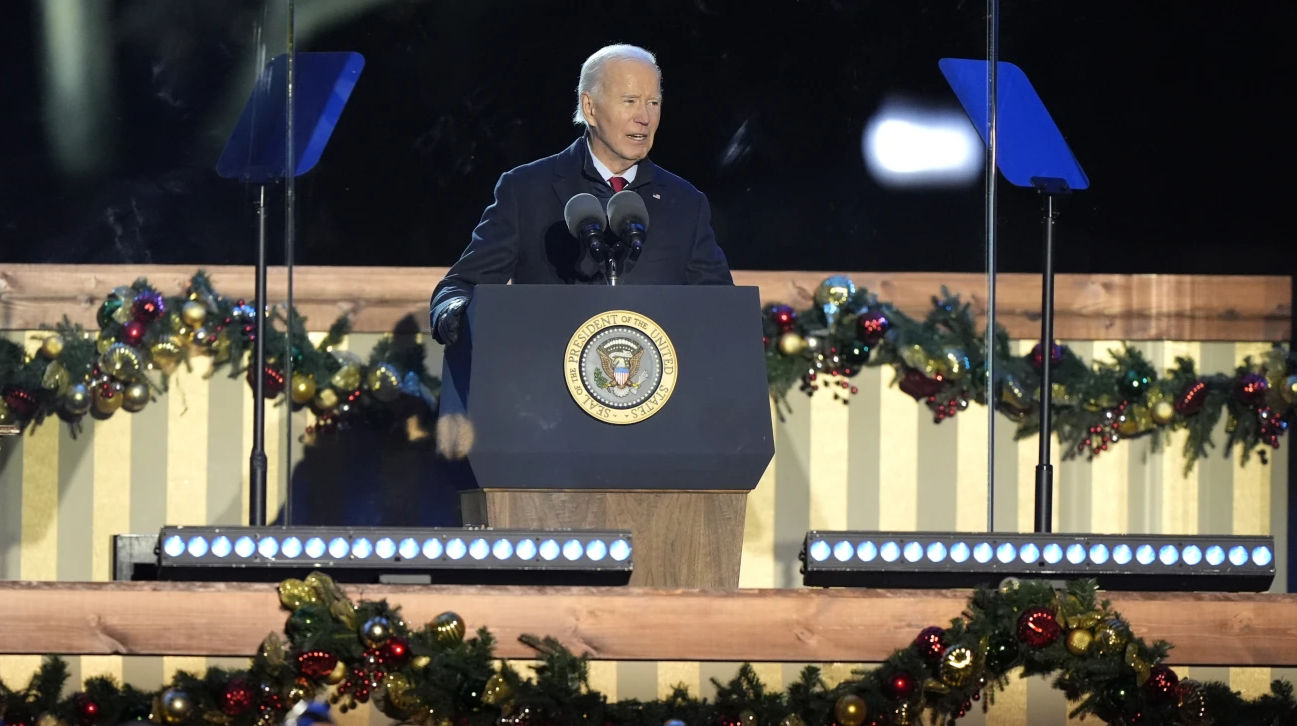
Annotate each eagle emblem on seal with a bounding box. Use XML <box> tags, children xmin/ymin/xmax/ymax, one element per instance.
<box><xmin>597</xmin><ymin>342</ymin><xmax>646</xmax><ymax>396</ymax></box>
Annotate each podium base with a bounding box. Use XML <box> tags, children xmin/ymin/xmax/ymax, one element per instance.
<box><xmin>460</xmin><ymin>489</ymin><xmax>747</xmax><ymax>588</ymax></box>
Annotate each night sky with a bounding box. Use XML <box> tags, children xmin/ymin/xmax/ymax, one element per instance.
<box><xmin>2</xmin><ymin>1</ymin><xmax>1293</xmax><ymax>276</ymax></box>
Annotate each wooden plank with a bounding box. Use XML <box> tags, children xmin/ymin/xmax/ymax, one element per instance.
<box><xmin>0</xmin><ymin>265</ymin><xmax>1288</xmax><ymax>340</ymax></box>
<box><xmin>2</xmin><ymin>582</ymin><xmax>1294</xmax><ymax>666</ymax></box>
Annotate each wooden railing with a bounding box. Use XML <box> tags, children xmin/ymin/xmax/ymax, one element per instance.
<box><xmin>0</xmin><ymin>265</ymin><xmax>1289</xmax><ymax>340</ymax></box>
<box><xmin>4</xmin><ymin>582</ymin><xmax>1296</xmax><ymax>666</ymax></box>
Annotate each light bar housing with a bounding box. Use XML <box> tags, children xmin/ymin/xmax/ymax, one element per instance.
<box><xmin>801</xmin><ymin>530</ymin><xmax>1276</xmax><ymax>591</ymax></box>
<box><xmin>120</xmin><ymin>526</ymin><xmax>633</xmax><ymax>585</ymax></box>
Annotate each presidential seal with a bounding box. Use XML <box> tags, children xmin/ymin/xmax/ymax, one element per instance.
<box><xmin>564</xmin><ymin>310</ymin><xmax>677</xmax><ymax>424</ymax></box>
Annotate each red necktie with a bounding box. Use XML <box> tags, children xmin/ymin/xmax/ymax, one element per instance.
<box><xmin>609</xmin><ymin>176</ymin><xmax>627</xmax><ymax>193</ymax></box>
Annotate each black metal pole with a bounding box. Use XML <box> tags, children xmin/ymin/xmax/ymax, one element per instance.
<box><xmin>249</xmin><ymin>184</ymin><xmax>268</xmax><ymax>526</ymax></box>
<box><xmin>1034</xmin><ymin>191</ymin><xmax>1058</xmax><ymax>533</ymax></box>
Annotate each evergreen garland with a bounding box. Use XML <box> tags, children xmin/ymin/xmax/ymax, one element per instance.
<box><xmin>1</xmin><ymin>575</ymin><xmax>1292</xmax><ymax>726</ymax></box>
<box><xmin>0</xmin><ymin>272</ymin><xmax>437</xmax><ymax>441</ymax></box>
<box><xmin>0</xmin><ymin>272</ymin><xmax>1291</xmax><ymax>473</ymax></box>
<box><xmin>763</xmin><ymin>276</ymin><xmax>1294</xmax><ymax>472</ymax></box>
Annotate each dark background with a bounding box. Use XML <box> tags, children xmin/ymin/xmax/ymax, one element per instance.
<box><xmin>2</xmin><ymin>0</ymin><xmax>1292</xmax><ymax>274</ymax></box>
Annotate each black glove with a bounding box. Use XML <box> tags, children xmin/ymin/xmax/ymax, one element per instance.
<box><xmin>432</xmin><ymin>296</ymin><xmax>468</xmax><ymax>345</ymax></box>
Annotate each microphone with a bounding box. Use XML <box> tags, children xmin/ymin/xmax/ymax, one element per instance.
<box><xmin>564</xmin><ymin>192</ymin><xmax>608</xmax><ymax>259</ymax></box>
<box><xmin>607</xmin><ymin>190</ymin><xmax>649</xmax><ymax>256</ymax></box>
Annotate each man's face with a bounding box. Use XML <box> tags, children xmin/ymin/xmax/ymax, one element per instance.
<box><xmin>581</xmin><ymin>58</ymin><xmax>662</xmax><ymax>174</ymax></box>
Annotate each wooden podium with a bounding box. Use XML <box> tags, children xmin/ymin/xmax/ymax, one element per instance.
<box><xmin>461</xmin><ymin>489</ymin><xmax>748</xmax><ymax>588</ymax></box>
<box><xmin>441</xmin><ymin>285</ymin><xmax>773</xmax><ymax>589</ymax></box>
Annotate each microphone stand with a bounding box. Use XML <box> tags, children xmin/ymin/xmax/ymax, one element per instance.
<box><xmin>1031</xmin><ymin>176</ymin><xmax>1068</xmax><ymax>533</ymax></box>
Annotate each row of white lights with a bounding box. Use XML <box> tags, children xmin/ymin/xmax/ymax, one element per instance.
<box><xmin>806</xmin><ymin>538</ymin><xmax>1274</xmax><ymax>569</ymax></box>
<box><xmin>162</xmin><ymin>534</ymin><xmax>631</xmax><ymax>564</ymax></box>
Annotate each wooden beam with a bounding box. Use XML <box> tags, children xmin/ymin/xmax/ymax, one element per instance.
<box><xmin>0</xmin><ymin>265</ymin><xmax>1288</xmax><ymax>341</ymax></box>
<box><xmin>2</xmin><ymin>582</ymin><xmax>1294</xmax><ymax>667</ymax></box>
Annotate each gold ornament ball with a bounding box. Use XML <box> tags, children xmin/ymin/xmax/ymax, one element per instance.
<box><xmin>834</xmin><ymin>693</ymin><xmax>867</xmax><ymax>726</ymax></box>
<box><xmin>96</xmin><ymin>331</ymin><xmax>118</xmax><ymax>354</ymax></box>
<box><xmin>411</xmin><ymin>655</ymin><xmax>431</xmax><ymax>669</ymax></box>
<box><xmin>160</xmin><ymin>689</ymin><xmax>193</xmax><ymax>724</ymax></box>
<box><xmin>1093</xmin><ymin>619</ymin><xmax>1129</xmax><ymax>656</ymax></box>
<box><xmin>431</xmin><ymin>611</ymin><xmax>466</xmax><ymax>647</ymax></box>
<box><xmin>480</xmin><ymin>673</ymin><xmax>513</xmax><ymax>706</ymax></box>
<box><xmin>778</xmin><ymin>331</ymin><xmax>807</xmax><ymax>356</ymax></box>
<box><xmin>326</xmin><ymin>660</ymin><xmax>348</xmax><ymax>685</ymax></box>
<box><xmin>382</xmin><ymin>673</ymin><xmax>417</xmax><ymax>712</ymax></box>
<box><xmin>122</xmin><ymin>382</ymin><xmax>150</xmax><ymax>412</ymax></box>
<box><xmin>1151</xmin><ymin>400</ymin><xmax>1176</xmax><ymax>425</ymax></box>
<box><xmin>779</xmin><ymin>715</ymin><xmax>808</xmax><ymax>726</ymax></box>
<box><xmin>1065</xmin><ymin>628</ymin><xmax>1094</xmax><ymax>655</ymax></box>
<box><xmin>941</xmin><ymin>347</ymin><xmax>970</xmax><ymax>381</ymax></box>
<box><xmin>313</xmin><ymin>387</ymin><xmax>339</xmax><ymax>412</ymax></box>
<box><xmin>290</xmin><ymin>373</ymin><xmax>317</xmax><ymax>405</ymax></box>
<box><xmin>40</xmin><ymin>333</ymin><xmax>65</xmax><ymax>359</ymax></box>
<box><xmin>939</xmin><ymin>644</ymin><xmax>977</xmax><ymax>688</ymax></box>
<box><xmin>150</xmin><ymin>335</ymin><xmax>186</xmax><ymax>374</ymax></box>
<box><xmin>367</xmin><ymin>363</ymin><xmax>402</xmax><ymax>403</ymax></box>
<box><xmin>998</xmin><ymin>577</ymin><xmax>1021</xmax><ymax>594</ymax></box>
<box><xmin>62</xmin><ymin>383</ymin><xmax>92</xmax><ymax>416</ymax></box>
<box><xmin>899</xmin><ymin>343</ymin><xmax>931</xmax><ymax>373</ymax></box>
<box><xmin>181</xmin><ymin>300</ymin><xmax>207</xmax><ymax>327</ymax></box>
<box><xmin>93</xmin><ymin>383</ymin><xmax>124</xmax><ymax>415</ymax></box>
<box><xmin>100</xmin><ymin>343</ymin><xmax>144</xmax><ymax>381</ymax></box>
<box><xmin>331</xmin><ymin>363</ymin><xmax>362</xmax><ymax>393</ymax></box>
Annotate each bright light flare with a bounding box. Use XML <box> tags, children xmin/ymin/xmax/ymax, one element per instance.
<box><xmin>863</xmin><ymin>102</ymin><xmax>983</xmax><ymax>187</ymax></box>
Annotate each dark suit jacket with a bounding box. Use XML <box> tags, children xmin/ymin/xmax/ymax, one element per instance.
<box><xmin>430</xmin><ymin>136</ymin><xmax>732</xmax><ymax>334</ymax></box>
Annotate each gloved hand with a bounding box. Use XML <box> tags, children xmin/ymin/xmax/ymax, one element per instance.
<box><xmin>432</xmin><ymin>296</ymin><xmax>468</xmax><ymax>345</ymax></box>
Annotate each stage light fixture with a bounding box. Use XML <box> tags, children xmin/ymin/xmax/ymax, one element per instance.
<box><xmin>114</xmin><ymin>526</ymin><xmax>633</xmax><ymax>585</ymax></box>
<box><xmin>801</xmin><ymin>531</ymin><xmax>1275</xmax><ymax>591</ymax></box>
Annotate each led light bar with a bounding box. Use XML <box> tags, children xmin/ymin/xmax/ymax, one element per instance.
<box><xmin>125</xmin><ymin>526</ymin><xmax>633</xmax><ymax>585</ymax></box>
<box><xmin>801</xmin><ymin>531</ymin><xmax>1275</xmax><ymax>591</ymax></box>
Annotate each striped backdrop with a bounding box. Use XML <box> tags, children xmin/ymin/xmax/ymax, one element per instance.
<box><xmin>1</xmin><ymin>332</ymin><xmax>1291</xmax><ymax>725</ymax></box>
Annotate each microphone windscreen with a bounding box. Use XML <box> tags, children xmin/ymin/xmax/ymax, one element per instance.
<box><xmin>564</xmin><ymin>193</ymin><xmax>606</xmax><ymax>237</ymax></box>
<box><xmin>607</xmin><ymin>190</ymin><xmax>650</xmax><ymax>233</ymax></box>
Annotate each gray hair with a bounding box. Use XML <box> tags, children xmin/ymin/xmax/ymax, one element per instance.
<box><xmin>572</xmin><ymin>44</ymin><xmax>660</xmax><ymax>126</ymax></box>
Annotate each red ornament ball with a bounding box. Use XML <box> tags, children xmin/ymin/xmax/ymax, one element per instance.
<box><xmin>132</xmin><ymin>290</ymin><xmax>167</xmax><ymax>322</ymax></box>
<box><xmin>1237</xmin><ymin>373</ymin><xmax>1269</xmax><ymax>406</ymax></box>
<box><xmin>3</xmin><ymin>386</ymin><xmax>38</xmax><ymax>418</ymax></box>
<box><xmin>296</xmin><ymin>649</ymin><xmax>339</xmax><ymax>679</ymax></box>
<box><xmin>913</xmin><ymin>626</ymin><xmax>946</xmax><ymax>662</ymax></box>
<box><xmin>381</xmin><ymin>637</ymin><xmax>410</xmax><ymax>665</ymax></box>
<box><xmin>766</xmin><ymin>303</ymin><xmax>798</xmax><ymax>332</ymax></box>
<box><xmin>246</xmin><ymin>365</ymin><xmax>286</xmax><ymax>398</ymax></box>
<box><xmin>1029</xmin><ymin>341</ymin><xmax>1065</xmax><ymax>369</ymax></box>
<box><xmin>220</xmin><ymin>678</ymin><xmax>255</xmax><ymax>716</ymax></box>
<box><xmin>122</xmin><ymin>319</ymin><xmax>147</xmax><ymax>347</ymax></box>
<box><xmin>856</xmin><ymin>310</ymin><xmax>891</xmax><ymax>345</ymax></box>
<box><xmin>899</xmin><ymin>369</ymin><xmax>942</xmax><ymax>401</ymax></box>
<box><xmin>1174</xmin><ymin>380</ymin><xmax>1207</xmax><ymax>415</ymax></box>
<box><xmin>1016</xmin><ymin>606</ymin><xmax>1062</xmax><ymax>648</ymax></box>
<box><xmin>884</xmin><ymin>671</ymin><xmax>917</xmax><ymax>701</ymax></box>
<box><xmin>74</xmin><ymin>694</ymin><xmax>100</xmax><ymax>725</ymax></box>
<box><xmin>1143</xmin><ymin>665</ymin><xmax>1179</xmax><ymax>702</ymax></box>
